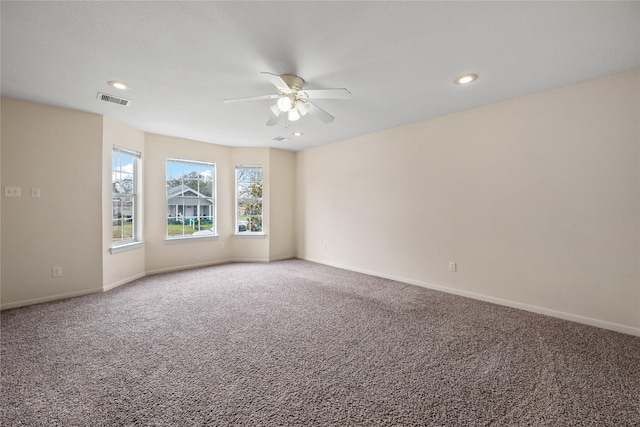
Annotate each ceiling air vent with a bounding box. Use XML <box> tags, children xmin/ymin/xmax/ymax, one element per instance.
<box><xmin>97</xmin><ymin>92</ymin><xmax>130</xmax><ymax>106</ymax></box>
<box><xmin>273</xmin><ymin>136</ymin><xmax>288</xmax><ymax>142</ymax></box>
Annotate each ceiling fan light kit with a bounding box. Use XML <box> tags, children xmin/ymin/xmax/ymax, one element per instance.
<box><xmin>223</xmin><ymin>72</ymin><xmax>351</xmax><ymax>127</ymax></box>
<box><xmin>277</xmin><ymin>96</ymin><xmax>293</xmax><ymax>112</ymax></box>
<box><xmin>287</xmin><ymin>108</ymin><xmax>301</xmax><ymax>122</ymax></box>
<box><xmin>296</xmin><ymin>101</ymin><xmax>310</xmax><ymax>116</ymax></box>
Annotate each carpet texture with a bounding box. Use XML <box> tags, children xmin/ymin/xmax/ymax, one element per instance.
<box><xmin>1</xmin><ymin>260</ymin><xmax>639</xmax><ymax>426</ymax></box>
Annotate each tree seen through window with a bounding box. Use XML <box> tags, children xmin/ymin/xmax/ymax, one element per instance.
<box><xmin>236</xmin><ymin>166</ymin><xmax>263</xmax><ymax>233</ymax></box>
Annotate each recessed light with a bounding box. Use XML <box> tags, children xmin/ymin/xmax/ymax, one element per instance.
<box><xmin>455</xmin><ymin>74</ymin><xmax>478</xmax><ymax>85</ymax></box>
<box><xmin>293</xmin><ymin>132</ymin><xmax>303</xmax><ymax>137</ymax></box>
<box><xmin>108</xmin><ymin>81</ymin><xmax>128</xmax><ymax>90</ymax></box>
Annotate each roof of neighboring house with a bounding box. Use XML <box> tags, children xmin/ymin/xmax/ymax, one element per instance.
<box><xmin>167</xmin><ymin>185</ymin><xmax>213</xmax><ymax>205</ymax></box>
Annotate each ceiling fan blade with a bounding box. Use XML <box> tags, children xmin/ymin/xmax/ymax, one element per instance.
<box><xmin>266</xmin><ymin>104</ymin><xmax>281</xmax><ymax>126</ymax></box>
<box><xmin>301</xmin><ymin>88</ymin><xmax>351</xmax><ymax>100</ymax></box>
<box><xmin>308</xmin><ymin>102</ymin><xmax>335</xmax><ymax>123</ymax></box>
<box><xmin>261</xmin><ymin>72</ymin><xmax>290</xmax><ymax>92</ymax></box>
<box><xmin>223</xmin><ymin>94</ymin><xmax>279</xmax><ymax>104</ymax></box>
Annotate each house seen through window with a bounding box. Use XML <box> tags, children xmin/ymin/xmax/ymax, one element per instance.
<box><xmin>166</xmin><ymin>159</ymin><xmax>215</xmax><ymax>237</ymax></box>
<box><xmin>236</xmin><ymin>166</ymin><xmax>263</xmax><ymax>233</ymax></box>
<box><xmin>112</xmin><ymin>146</ymin><xmax>140</xmax><ymax>245</ymax></box>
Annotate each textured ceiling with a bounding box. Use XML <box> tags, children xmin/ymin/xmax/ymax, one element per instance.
<box><xmin>1</xmin><ymin>1</ymin><xmax>639</xmax><ymax>151</ymax></box>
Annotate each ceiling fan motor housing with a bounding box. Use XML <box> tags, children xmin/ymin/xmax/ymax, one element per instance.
<box><xmin>280</xmin><ymin>74</ymin><xmax>305</xmax><ymax>92</ymax></box>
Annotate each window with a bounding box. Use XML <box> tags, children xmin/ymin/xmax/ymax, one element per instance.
<box><xmin>112</xmin><ymin>146</ymin><xmax>140</xmax><ymax>245</ymax></box>
<box><xmin>166</xmin><ymin>159</ymin><xmax>215</xmax><ymax>237</ymax></box>
<box><xmin>236</xmin><ymin>165</ymin><xmax>263</xmax><ymax>233</ymax></box>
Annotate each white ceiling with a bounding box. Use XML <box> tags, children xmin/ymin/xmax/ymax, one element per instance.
<box><xmin>1</xmin><ymin>1</ymin><xmax>639</xmax><ymax>152</ymax></box>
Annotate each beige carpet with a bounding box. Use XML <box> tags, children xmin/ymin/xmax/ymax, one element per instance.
<box><xmin>2</xmin><ymin>259</ymin><xmax>639</xmax><ymax>426</ymax></box>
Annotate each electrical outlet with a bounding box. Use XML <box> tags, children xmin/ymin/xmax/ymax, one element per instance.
<box><xmin>31</xmin><ymin>188</ymin><xmax>41</xmax><ymax>198</ymax></box>
<box><xmin>4</xmin><ymin>187</ymin><xmax>21</xmax><ymax>197</ymax></box>
<box><xmin>220</xmin><ymin>241</ymin><xmax>225</xmax><ymax>249</ymax></box>
<box><xmin>449</xmin><ymin>262</ymin><xmax>457</xmax><ymax>272</ymax></box>
<box><xmin>52</xmin><ymin>266</ymin><xmax>62</xmax><ymax>277</ymax></box>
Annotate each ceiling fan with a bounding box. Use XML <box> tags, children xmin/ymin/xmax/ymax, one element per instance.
<box><xmin>223</xmin><ymin>72</ymin><xmax>351</xmax><ymax>126</ymax></box>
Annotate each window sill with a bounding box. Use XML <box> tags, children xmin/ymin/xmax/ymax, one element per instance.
<box><xmin>110</xmin><ymin>241</ymin><xmax>145</xmax><ymax>254</ymax></box>
<box><xmin>165</xmin><ymin>234</ymin><xmax>219</xmax><ymax>243</ymax></box>
<box><xmin>234</xmin><ymin>233</ymin><xmax>267</xmax><ymax>239</ymax></box>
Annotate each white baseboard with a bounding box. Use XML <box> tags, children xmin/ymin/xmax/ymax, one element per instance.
<box><xmin>1</xmin><ymin>288</ymin><xmax>102</xmax><ymax>310</ymax></box>
<box><xmin>103</xmin><ymin>272</ymin><xmax>147</xmax><ymax>292</ymax></box>
<box><xmin>231</xmin><ymin>257</ymin><xmax>270</xmax><ymax>263</ymax></box>
<box><xmin>269</xmin><ymin>254</ymin><xmax>296</xmax><ymax>262</ymax></box>
<box><xmin>303</xmin><ymin>257</ymin><xmax>640</xmax><ymax>337</ymax></box>
<box><xmin>145</xmin><ymin>258</ymin><xmax>235</xmax><ymax>276</ymax></box>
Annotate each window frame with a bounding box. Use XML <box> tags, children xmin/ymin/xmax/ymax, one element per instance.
<box><xmin>235</xmin><ymin>165</ymin><xmax>264</xmax><ymax>235</ymax></box>
<box><xmin>166</xmin><ymin>158</ymin><xmax>216</xmax><ymax>239</ymax></box>
<box><xmin>111</xmin><ymin>146</ymin><xmax>141</xmax><ymax>247</ymax></box>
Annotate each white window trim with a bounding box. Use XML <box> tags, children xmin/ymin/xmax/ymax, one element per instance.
<box><xmin>112</xmin><ymin>146</ymin><xmax>141</xmax><ymax>248</ymax></box>
<box><xmin>165</xmin><ymin>234</ymin><xmax>219</xmax><ymax>243</ymax></box>
<box><xmin>110</xmin><ymin>241</ymin><xmax>145</xmax><ymax>254</ymax></box>
<box><xmin>233</xmin><ymin>233</ymin><xmax>266</xmax><ymax>239</ymax></box>
<box><xmin>166</xmin><ymin>158</ymin><xmax>217</xmax><ymax>239</ymax></box>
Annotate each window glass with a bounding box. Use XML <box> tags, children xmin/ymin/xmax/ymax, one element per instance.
<box><xmin>112</xmin><ymin>147</ymin><xmax>140</xmax><ymax>245</ymax></box>
<box><xmin>167</xmin><ymin>159</ymin><xmax>215</xmax><ymax>237</ymax></box>
<box><xmin>236</xmin><ymin>166</ymin><xmax>263</xmax><ymax>233</ymax></box>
